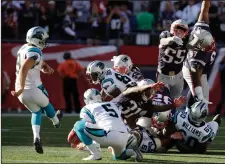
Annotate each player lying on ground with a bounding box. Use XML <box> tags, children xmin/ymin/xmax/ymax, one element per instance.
<box><xmin>67</xmin><ymin>88</ymin><xmax>143</xmax><ymax>161</ymax></box>
<box><xmin>151</xmin><ymin>101</ymin><xmax>221</xmax><ymax>154</ymax></box>
<box><xmin>11</xmin><ymin>26</ymin><xmax>63</xmax><ymax>154</ymax></box>
<box><xmin>182</xmin><ymin>0</ymin><xmax>216</xmax><ymax>106</ymax></box>
<box><xmin>157</xmin><ymin>19</ymin><xmax>189</xmax><ymax>99</ymax></box>
<box><xmin>86</xmin><ymin>60</ymin><xmax>137</xmax><ymax>100</ymax></box>
<box><xmin>113</xmin><ymin>79</ymin><xmax>186</xmax><ymax>128</ymax></box>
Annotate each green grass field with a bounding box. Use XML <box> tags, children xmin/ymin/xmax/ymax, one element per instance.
<box><xmin>2</xmin><ymin>115</ymin><xmax>225</xmax><ymax>163</ymax></box>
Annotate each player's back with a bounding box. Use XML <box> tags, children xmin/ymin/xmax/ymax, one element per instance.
<box><xmin>82</xmin><ymin>102</ymin><xmax>127</xmax><ymax>132</ymax></box>
<box><xmin>15</xmin><ymin>44</ymin><xmax>43</xmax><ymax>89</ymax></box>
<box><xmin>158</xmin><ymin>31</ymin><xmax>188</xmax><ymax>76</ymax></box>
<box><xmin>101</xmin><ymin>68</ymin><xmax>136</xmax><ymax>94</ymax></box>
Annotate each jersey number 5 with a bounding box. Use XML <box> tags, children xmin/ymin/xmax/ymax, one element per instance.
<box><xmin>102</xmin><ymin>104</ymin><xmax>119</xmax><ymax>118</ymax></box>
<box><xmin>163</xmin><ymin>47</ymin><xmax>186</xmax><ymax>64</ymax></box>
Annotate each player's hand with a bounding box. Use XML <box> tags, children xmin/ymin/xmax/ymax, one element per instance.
<box><xmin>173</xmin><ymin>96</ymin><xmax>186</xmax><ymax>107</ymax></box>
<box><xmin>11</xmin><ymin>88</ymin><xmax>24</xmax><ymax>97</ymax></box>
<box><xmin>172</xmin><ymin>36</ymin><xmax>183</xmax><ymax>46</ymax></box>
<box><xmin>171</xmin><ymin>132</ymin><xmax>184</xmax><ymax>140</ymax></box>
<box><xmin>150</xmin><ymin>82</ymin><xmax>165</xmax><ymax>92</ymax></box>
<box><xmin>42</xmin><ymin>66</ymin><xmax>54</xmax><ymax>75</ymax></box>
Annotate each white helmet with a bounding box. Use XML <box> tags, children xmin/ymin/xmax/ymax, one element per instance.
<box><xmin>111</xmin><ymin>54</ymin><xmax>133</xmax><ymax>74</ymax></box>
<box><xmin>188</xmin><ymin>28</ymin><xmax>216</xmax><ymax>52</ymax></box>
<box><xmin>189</xmin><ymin>101</ymin><xmax>208</xmax><ymax>124</ymax></box>
<box><xmin>86</xmin><ymin>61</ymin><xmax>106</xmax><ymax>84</ymax></box>
<box><xmin>26</xmin><ymin>26</ymin><xmax>49</xmax><ymax>50</ymax></box>
<box><xmin>170</xmin><ymin>19</ymin><xmax>188</xmax><ymax>38</ymax></box>
<box><xmin>84</xmin><ymin>88</ymin><xmax>102</xmax><ymax>105</ymax></box>
<box><xmin>138</xmin><ymin>79</ymin><xmax>155</xmax><ymax>86</ymax></box>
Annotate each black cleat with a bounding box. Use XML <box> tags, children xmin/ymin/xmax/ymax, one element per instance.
<box><xmin>212</xmin><ymin>114</ymin><xmax>222</xmax><ymax>126</ymax></box>
<box><xmin>54</xmin><ymin>110</ymin><xmax>63</xmax><ymax>128</ymax></box>
<box><xmin>34</xmin><ymin>138</ymin><xmax>43</xmax><ymax>154</ymax></box>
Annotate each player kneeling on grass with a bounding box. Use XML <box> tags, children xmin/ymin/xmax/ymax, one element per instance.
<box><xmin>68</xmin><ymin>88</ymin><xmax>143</xmax><ymax>161</ymax></box>
<box><xmin>152</xmin><ymin>101</ymin><xmax>221</xmax><ymax>154</ymax></box>
<box><xmin>11</xmin><ymin>26</ymin><xmax>63</xmax><ymax>154</ymax></box>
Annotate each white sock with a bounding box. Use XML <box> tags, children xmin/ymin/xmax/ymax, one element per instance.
<box><xmin>86</xmin><ymin>143</ymin><xmax>100</xmax><ymax>155</ymax></box>
<box><xmin>32</xmin><ymin>125</ymin><xmax>40</xmax><ymax>142</ymax></box>
<box><xmin>51</xmin><ymin>115</ymin><xmax>59</xmax><ymax>125</ymax></box>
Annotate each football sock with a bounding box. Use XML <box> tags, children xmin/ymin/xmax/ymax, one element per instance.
<box><xmin>32</xmin><ymin>125</ymin><xmax>40</xmax><ymax>142</ymax></box>
<box><xmin>74</xmin><ymin>120</ymin><xmax>93</xmax><ymax>145</ymax></box>
<box><xmin>113</xmin><ymin>149</ymin><xmax>131</xmax><ymax>160</ymax></box>
<box><xmin>31</xmin><ymin>110</ymin><xmax>42</xmax><ymax>142</ymax></box>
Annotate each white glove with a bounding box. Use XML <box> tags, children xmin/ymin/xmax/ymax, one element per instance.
<box><xmin>171</xmin><ymin>36</ymin><xmax>183</xmax><ymax>46</ymax></box>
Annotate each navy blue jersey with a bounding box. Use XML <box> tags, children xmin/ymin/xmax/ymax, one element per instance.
<box><xmin>184</xmin><ymin>22</ymin><xmax>216</xmax><ymax>74</ymax></box>
<box><xmin>158</xmin><ymin>31</ymin><xmax>189</xmax><ymax>75</ymax></box>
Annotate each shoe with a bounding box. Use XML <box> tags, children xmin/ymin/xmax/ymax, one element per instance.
<box><xmin>54</xmin><ymin>110</ymin><xmax>63</xmax><ymax>128</ymax></box>
<box><xmin>34</xmin><ymin>138</ymin><xmax>43</xmax><ymax>154</ymax></box>
<box><xmin>132</xmin><ymin>145</ymin><xmax>143</xmax><ymax>162</ymax></box>
<box><xmin>82</xmin><ymin>154</ymin><xmax>102</xmax><ymax>160</ymax></box>
<box><xmin>212</xmin><ymin>114</ymin><xmax>222</xmax><ymax>126</ymax></box>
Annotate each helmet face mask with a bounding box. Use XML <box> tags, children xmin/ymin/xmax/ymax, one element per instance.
<box><xmin>86</xmin><ymin>61</ymin><xmax>106</xmax><ymax>84</ymax></box>
<box><xmin>170</xmin><ymin>19</ymin><xmax>188</xmax><ymax>39</ymax></box>
<box><xmin>173</xmin><ymin>24</ymin><xmax>188</xmax><ymax>38</ymax></box>
<box><xmin>113</xmin><ymin>66</ymin><xmax>129</xmax><ymax>74</ymax></box>
<box><xmin>189</xmin><ymin>101</ymin><xmax>208</xmax><ymax>124</ymax></box>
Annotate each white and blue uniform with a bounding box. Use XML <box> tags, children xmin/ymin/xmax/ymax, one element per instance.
<box><xmin>172</xmin><ymin>110</ymin><xmax>218</xmax><ymax>152</ymax></box>
<box><xmin>74</xmin><ymin>102</ymin><xmax>134</xmax><ymax>159</ymax></box>
<box><xmin>101</xmin><ymin>68</ymin><xmax>137</xmax><ymax>97</ymax></box>
<box><xmin>15</xmin><ymin>44</ymin><xmax>56</xmax><ymax>126</ymax></box>
<box><xmin>15</xmin><ymin>44</ymin><xmax>51</xmax><ymax>113</ymax></box>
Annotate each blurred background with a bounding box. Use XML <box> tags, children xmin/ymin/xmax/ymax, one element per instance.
<box><xmin>1</xmin><ymin>0</ymin><xmax>225</xmax><ymax>115</ymax></box>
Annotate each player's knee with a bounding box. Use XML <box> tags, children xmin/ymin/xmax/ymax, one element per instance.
<box><xmin>31</xmin><ymin>110</ymin><xmax>42</xmax><ymax>125</ymax></box>
<box><xmin>74</xmin><ymin>120</ymin><xmax>86</xmax><ymax>132</ymax></box>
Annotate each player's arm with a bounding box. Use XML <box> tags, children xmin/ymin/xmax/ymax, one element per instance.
<box><xmin>122</xmin><ymin>82</ymin><xmax>164</xmax><ymax>98</ymax></box>
<box><xmin>11</xmin><ymin>58</ymin><xmax>35</xmax><ymax>97</ymax></box>
<box><xmin>159</xmin><ymin>31</ymin><xmax>183</xmax><ymax>47</ymax></box>
<box><xmin>197</xmin><ymin>0</ymin><xmax>211</xmax><ymax>24</ymax></box>
<box><xmin>41</xmin><ymin>61</ymin><xmax>54</xmax><ymax>75</ymax></box>
<box><xmin>151</xmin><ymin>96</ymin><xmax>186</xmax><ymax>112</ymax></box>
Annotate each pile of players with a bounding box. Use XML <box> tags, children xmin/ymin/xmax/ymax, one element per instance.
<box><xmin>67</xmin><ymin>0</ymin><xmax>221</xmax><ymax>161</ymax></box>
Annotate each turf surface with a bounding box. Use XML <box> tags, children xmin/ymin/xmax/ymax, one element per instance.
<box><xmin>2</xmin><ymin>115</ymin><xmax>225</xmax><ymax>163</ymax></box>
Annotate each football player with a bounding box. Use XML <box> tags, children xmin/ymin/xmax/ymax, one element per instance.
<box><xmin>67</xmin><ymin>88</ymin><xmax>143</xmax><ymax>161</ymax></box>
<box><xmin>113</xmin><ymin>79</ymin><xmax>186</xmax><ymax>129</ymax></box>
<box><xmin>86</xmin><ymin>60</ymin><xmax>137</xmax><ymax>99</ymax></box>
<box><xmin>151</xmin><ymin>102</ymin><xmax>221</xmax><ymax>154</ymax></box>
<box><xmin>157</xmin><ymin>19</ymin><xmax>189</xmax><ymax>99</ymax></box>
<box><xmin>11</xmin><ymin>26</ymin><xmax>63</xmax><ymax>154</ymax></box>
<box><xmin>111</xmin><ymin>54</ymin><xmax>144</xmax><ymax>82</ymax></box>
<box><xmin>182</xmin><ymin>0</ymin><xmax>216</xmax><ymax>106</ymax></box>
<box><xmin>172</xmin><ymin>101</ymin><xmax>221</xmax><ymax>153</ymax></box>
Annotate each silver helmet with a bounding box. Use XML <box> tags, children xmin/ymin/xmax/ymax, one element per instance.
<box><xmin>86</xmin><ymin>61</ymin><xmax>106</xmax><ymax>84</ymax></box>
<box><xmin>189</xmin><ymin>101</ymin><xmax>208</xmax><ymax>124</ymax></box>
<box><xmin>84</xmin><ymin>88</ymin><xmax>102</xmax><ymax>105</ymax></box>
<box><xmin>170</xmin><ymin>19</ymin><xmax>189</xmax><ymax>38</ymax></box>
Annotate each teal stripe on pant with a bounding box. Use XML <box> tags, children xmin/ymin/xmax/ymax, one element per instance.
<box><xmin>85</xmin><ymin>127</ymin><xmax>106</xmax><ymax>137</ymax></box>
<box><xmin>74</xmin><ymin>120</ymin><xmax>93</xmax><ymax>145</ymax></box>
<box><xmin>31</xmin><ymin>110</ymin><xmax>42</xmax><ymax>125</ymax></box>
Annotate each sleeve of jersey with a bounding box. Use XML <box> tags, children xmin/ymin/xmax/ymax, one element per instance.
<box><xmin>26</xmin><ymin>47</ymin><xmax>42</xmax><ymax>65</ymax></box>
<box><xmin>80</xmin><ymin>107</ymin><xmax>96</xmax><ymax>124</ymax></box>
<box><xmin>169</xmin><ymin>110</ymin><xmax>180</xmax><ymax>124</ymax></box>
<box><xmin>101</xmin><ymin>78</ymin><xmax>118</xmax><ymax>95</ymax></box>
